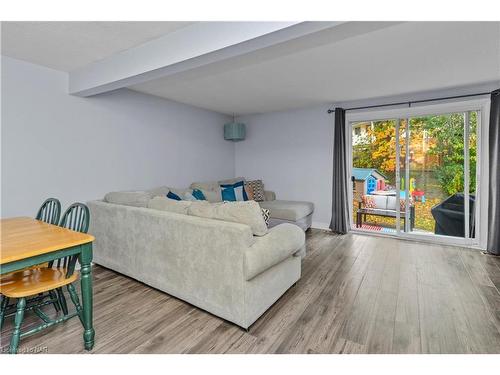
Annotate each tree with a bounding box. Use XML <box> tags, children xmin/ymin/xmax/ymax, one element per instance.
<box><xmin>353</xmin><ymin>120</ymin><xmax>406</xmax><ymax>182</ymax></box>
<box><xmin>352</xmin><ymin>112</ymin><xmax>477</xmax><ymax>196</ymax></box>
<box><xmin>413</xmin><ymin>112</ymin><xmax>476</xmax><ymax>195</ymax></box>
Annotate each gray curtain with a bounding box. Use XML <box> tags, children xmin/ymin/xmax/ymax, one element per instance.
<box><xmin>329</xmin><ymin>108</ymin><xmax>349</xmax><ymax>234</ymax></box>
<box><xmin>487</xmin><ymin>89</ymin><xmax>500</xmax><ymax>255</ymax></box>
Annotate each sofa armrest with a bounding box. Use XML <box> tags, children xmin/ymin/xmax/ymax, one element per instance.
<box><xmin>264</xmin><ymin>190</ymin><xmax>276</xmax><ymax>201</ymax></box>
<box><xmin>244</xmin><ymin>223</ymin><xmax>305</xmax><ymax>281</ymax></box>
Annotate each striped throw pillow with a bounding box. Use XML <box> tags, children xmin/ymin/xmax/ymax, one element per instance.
<box><xmin>261</xmin><ymin>208</ymin><xmax>270</xmax><ymax>226</ymax></box>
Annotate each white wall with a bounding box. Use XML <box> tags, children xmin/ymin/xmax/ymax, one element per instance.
<box><xmin>1</xmin><ymin>56</ymin><xmax>234</xmax><ymax>217</ymax></box>
<box><xmin>235</xmin><ymin>106</ymin><xmax>333</xmax><ymax>228</ymax></box>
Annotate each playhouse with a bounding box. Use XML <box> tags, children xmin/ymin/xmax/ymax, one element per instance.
<box><xmin>352</xmin><ymin>168</ymin><xmax>388</xmax><ymax>195</ymax></box>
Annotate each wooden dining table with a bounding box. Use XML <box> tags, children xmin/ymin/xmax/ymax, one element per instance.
<box><xmin>0</xmin><ymin>217</ymin><xmax>95</xmax><ymax>351</ymax></box>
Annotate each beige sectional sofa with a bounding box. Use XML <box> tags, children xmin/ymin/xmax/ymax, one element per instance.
<box><xmin>87</xmin><ymin>182</ymin><xmax>307</xmax><ymax>329</ymax></box>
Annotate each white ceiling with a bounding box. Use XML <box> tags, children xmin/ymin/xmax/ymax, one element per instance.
<box><xmin>130</xmin><ymin>22</ymin><xmax>500</xmax><ymax>114</ymax></box>
<box><xmin>1</xmin><ymin>21</ymin><xmax>194</xmax><ymax>71</ymax></box>
<box><xmin>2</xmin><ymin>21</ymin><xmax>499</xmax><ymax>114</ymax></box>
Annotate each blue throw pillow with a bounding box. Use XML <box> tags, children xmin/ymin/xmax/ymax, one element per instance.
<box><xmin>166</xmin><ymin>191</ymin><xmax>181</xmax><ymax>201</ymax></box>
<box><xmin>192</xmin><ymin>189</ymin><xmax>206</xmax><ymax>200</ymax></box>
<box><xmin>220</xmin><ymin>181</ymin><xmax>248</xmax><ymax>201</ymax></box>
<box><xmin>221</xmin><ymin>187</ymin><xmax>237</xmax><ymax>201</ymax></box>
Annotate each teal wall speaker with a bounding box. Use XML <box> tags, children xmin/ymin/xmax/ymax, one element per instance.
<box><xmin>224</xmin><ymin>122</ymin><xmax>246</xmax><ymax>141</ymax></box>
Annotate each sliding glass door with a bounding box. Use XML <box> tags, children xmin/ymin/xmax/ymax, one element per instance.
<box><xmin>405</xmin><ymin>112</ymin><xmax>478</xmax><ymax>239</ymax></box>
<box><xmin>349</xmin><ymin>101</ymin><xmax>484</xmax><ymax>245</ymax></box>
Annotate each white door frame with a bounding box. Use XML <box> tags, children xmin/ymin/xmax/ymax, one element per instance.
<box><xmin>346</xmin><ymin>98</ymin><xmax>490</xmax><ymax>249</ymax></box>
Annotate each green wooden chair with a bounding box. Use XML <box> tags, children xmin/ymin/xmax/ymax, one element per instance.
<box><xmin>0</xmin><ymin>203</ymin><xmax>90</xmax><ymax>353</ymax></box>
<box><xmin>35</xmin><ymin>198</ymin><xmax>63</xmax><ymax>311</ymax></box>
<box><xmin>50</xmin><ymin>203</ymin><xmax>90</xmax><ymax>315</ymax></box>
<box><xmin>35</xmin><ymin>198</ymin><xmax>61</xmax><ymax>225</ymax></box>
<box><xmin>0</xmin><ymin>198</ymin><xmax>63</xmax><ymax>324</ymax></box>
<box><xmin>59</xmin><ymin>202</ymin><xmax>90</xmax><ymax>233</ymax></box>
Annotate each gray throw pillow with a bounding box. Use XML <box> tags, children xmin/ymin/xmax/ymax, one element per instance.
<box><xmin>189</xmin><ymin>181</ymin><xmax>220</xmax><ymax>191</ymax></box>
<box><xmin>202</xmin><ymin>189</ymin><xmax>223</xmax><ymax>203</ymax></box>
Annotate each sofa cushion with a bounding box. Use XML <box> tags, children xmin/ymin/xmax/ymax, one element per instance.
<box><xmin>188</xmin><ymin>201</ymin><xmax>267</xmax><ymax>236</ymax></box>
<box><xmin>148</xmin><ymin>186</ymin><xmax>171</xmax><ymax>197</ymax></box>
<box><xmin>362</xmin><ymin>195</ymin><xmax>387</xmax><ymax>209</ymax></box>
<box><xmin>190</xmin><ymin>178</ymin><xmax>246</xmax><ymax>194</ymax></box>
<box><xmin>104</xmin><ymin>191</ymin><xmax>152</xmax><ymax>207</ymax></box>
<box><xmin>189</xmin><ymin>178</ymin><xmax>246</xmax><ymax>191</ymax></box>
<box><xmin>258</xmin><ymin>200</ymin><xmax>314</xmax><ymax>221</ymax></box>
<box><xmin>157</xmin><ymin>185</ymin><xmax>221</xmax><ymax>203</ymax></box>
<box><xmin>182</xmin><ymin>191</ymin><xmax>196</xmax><ymax>201</ymax></box>
<box><xmin>147</xmin><ymin>196</ymin><xmax>197</xmax><ymax>215</ymax></box>
<box><xmin>244</xmin><ymin>223</ymin><xmax>305</xmax><ymax>280</ymax></box>
<box><xmin>386</xmin><ymin>196</ymin><xmax>397</xmax><ymax>210</ymax></box>
<box><xmin>189</xmin><ymin>181</ymin><xmax>220</xmax><ymax>191</ymax></box>
<box><xmin>201</xmin><ymin>189</ymin><xmax>222</xmax><ymax>203</ymax></box>
<box><xmin>268</xmin><ymin>213</ymin><xmax>313</xmax><ymax>231</ymax></box>
<box><xmin>362</xmin><ymin>194</ymin><xmax>414</xmax><ymax>211</ymax></box>
<box><xmin>264</xmin><ymin>190</ymin><xmax>276</xmax><ymax>201</ymax></box>
<box><xmin>387</xmin><ymin>196</ymin><xmax>414</xmax><ymax>211</ymax></box>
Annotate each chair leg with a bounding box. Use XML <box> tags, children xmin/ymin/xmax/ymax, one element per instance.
<box><xmin>0</xmin><ymin>295</ymin><xmax>9</xmax><ymax>331</ymax></box>
<box><xmin>48</xmin><ymin>290</ymin><xmax>61</xmax><ymax>312</ymax></box>
<box><xmin>67</xmin><ymin>283</ymin><xmax>84</xmax><ymax>325</ymax></box>
<box><xmin>9</xmin><ymin>297</ymin><xmax>26</xmax><ymax>354</ymax></box>
<box><xmin>56</xmin><ymin>288</ymin><xmax>68</xmax><ymax>315</ymax></box>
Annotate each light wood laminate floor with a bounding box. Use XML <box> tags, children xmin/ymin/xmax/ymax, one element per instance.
<box><xmin>2</xmin><ymin>230</ymin><xmax>500</xmax><ymax>354</ymax></box>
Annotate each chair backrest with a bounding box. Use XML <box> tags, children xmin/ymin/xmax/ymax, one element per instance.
<box><xmin>59</xmin><ymin>202</ymin><xmax>90</xmax><ymax>233</ymax></box>
<box><xmin>51</xmin><ymin>203</ymin><xmax>90</xmax><ymax>274</ymax></box>
<box><xmin>35</xmin><ymin>198</ymin><xmax>61</xmax><ymax>225</ymax></box>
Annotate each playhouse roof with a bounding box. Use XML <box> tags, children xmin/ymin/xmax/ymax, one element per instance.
<box><xmin>352</xmin><ymin>168</ymin><xmax>388</xmax><ymax>181</ymax></box>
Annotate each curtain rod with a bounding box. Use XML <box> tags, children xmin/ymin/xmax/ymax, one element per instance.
<box><xmin>326</xmin><ymin>91</ymin><xmax>494</xmax><ymax>114</ymax></box>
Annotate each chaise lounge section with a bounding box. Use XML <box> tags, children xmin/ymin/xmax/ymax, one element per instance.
<box><xmin>258</xmin><ymin>199</ymin><xmax>314</xmax><ymax>231</ymax></box>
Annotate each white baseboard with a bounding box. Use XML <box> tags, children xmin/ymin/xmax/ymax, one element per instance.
<box><xmin>311</xmin><ymin>221</ymin><xmax>331</xmax><ymax>230</ymax></box>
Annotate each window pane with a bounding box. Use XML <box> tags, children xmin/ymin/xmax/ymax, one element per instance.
<box><xmin>408</xmin><ymin>113</ymin><xmax>465</xmax><ymax>237</ymax></box>
<box><xmin>351</xmin><ymin>119</ymin><xmax>399</xmax><ymax>233</ymax></box>
<box><xmin>469</xmin><ymin>111</ymin><xmax>478</xmax><ymax>238</ymax></box>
